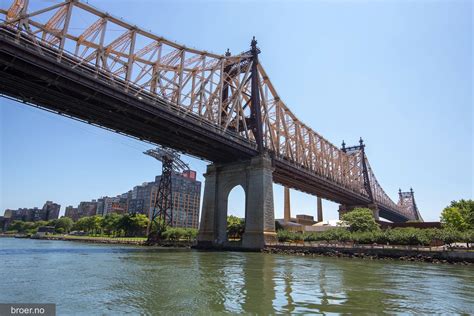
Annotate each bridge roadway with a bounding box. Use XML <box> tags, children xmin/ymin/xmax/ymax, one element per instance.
<box><xmin>0</xmin><ymin>26</ymin><xmax>409</xmax><ymax>223</ymax></box>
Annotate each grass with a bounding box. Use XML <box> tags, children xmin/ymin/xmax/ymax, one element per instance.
<box><xmin>63</xmin><ymin>235</ymin><xmax>147</xmax><ymax>241</ymax></box>
<box><xmin>40</xmin><ymin>234</ymin><xmax>147</xmax><ymax>242</ymax></box>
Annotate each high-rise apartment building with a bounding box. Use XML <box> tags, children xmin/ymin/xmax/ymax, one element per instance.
<box><xmin>3</xmin><ymin>201</ymin><xmax>61</xmax><ymax>222</ymax></box>
<box><xmin>4</xmin><ymin>171</ymin><xmax>201</xmax><ymax>228</ymax></box>
<box><xmin>156</xmin><ymin>171</ymin><xmax>201</xmax><ymax>229</ymax></box>
<box><xmin>41</xmin><ymin>201</ymin><xmax>60</xmax><ymax>220</ymax></box>
<box><xmin>77</xmin><ymin>201</ymin><xmax>98</xmax><ymax>217</ymax></box>
<box><xmin>65</xmin><ymin>206</ymin><xmax>80</xmax><ymax>221</ymax></box>
<box><xmin>127</xmin><ymin>171</ymin><xmax>201</xmax><ymax>228</ymax></box>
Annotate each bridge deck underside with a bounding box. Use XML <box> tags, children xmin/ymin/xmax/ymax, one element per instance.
<box><xmin>273</xmin><ymin>159</ymin><xmax>409</xmax><ymax>222</ymax></box>
<box><xmin>0</xmin><ymin>32</ymin><xmax>258</xmax><ymax>163</ymax></box>
<box><xmin>0</xmin><ymin>30</ymin><xmax>410</xmax><ymax>222</ymax></box>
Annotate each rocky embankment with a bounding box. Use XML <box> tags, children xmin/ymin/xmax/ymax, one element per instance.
<box><xmin>263</xmin><ymin>245</ymin><xmax>473</xmax><ymax>265</ymax></box>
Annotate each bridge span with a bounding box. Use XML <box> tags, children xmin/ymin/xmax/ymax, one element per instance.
<box><xmin>0</xmin><ymin>0</ymin><xmax>422</xmax><ymax>248</ymax></box>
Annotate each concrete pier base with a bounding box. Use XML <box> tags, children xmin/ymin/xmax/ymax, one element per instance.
<box><xmin>197</xmin><ymin>154</ymin><xmax>276</xmax><ymax>249</ymax></box>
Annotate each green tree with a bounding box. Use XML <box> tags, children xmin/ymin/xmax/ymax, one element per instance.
<box><xmin>462</xmin><ymin>230</ymin><xmax>474</xmax><ymax>248</ymax></box>
<box><xmin>117</xmin><ymin>213</ymin><xmax>149</xmax><ymax>237</ymax></box>
<box><xmin>7</xmin><ymin>220</ymin><xmax>26</xmax><ymax>233</ymax></box>
<box><xmin>55</xmin><ymin>217</ymin><xmax>74</xmax><ymax>234</ymax></box>
<box><xmin>227</xmin><ymin>215</ymin><xmax>245</xmax><ymax>240</ymax></box>
<box><xmin>340</xmin><ymin>208</ymin><xmax>379</xmax><ymax>232</ymax></box>
<box><xmin>34</xmin><ymin>221</ymin><xmax>49</xmax><ymax>229</ymax></box>
<box><xmin>439</xmin><ymin>228</ymin><xmax>463</xmax><ymax>247</ymax></box>
<box><xmin>440</xmin><ymin>207</ymin><xmax>469</xmax><ymax>231</ymax></box>
<box><xmin>102</xmin><ymin>213</ymin><xmax>122</xmax><ymax>236</ymax></box>
<box><xmin>88</xmin><ymin>215</ymin><xmax>104</xmax><ymax>234</ymax></box>
<box><xmin>162</xmin><ymin>227</ymin><xmax>185</xmax><ymax>241</ymax></box>
<box><xmin>7</xmin><ymin>221</ymin><xmax>38</xmax><ymax>234</ymax></box>
<box><xmin>72</xmin><ymin>217</ymin><xmax>89</xmax><ymax>232</ymax></box>
<box><xmin>448</xmin><ymin>199</ymin><xmax>474</xmax><ymax>229</ymax></box>
<box><xmin>183</xmin><ymin>228</ymin><xmax>198</xmax><ymax>241</ymax></box>
<box><xmin>72</xmin><ymin>216</ymin><xmax>102</xmax><ymax>234</ymax></box>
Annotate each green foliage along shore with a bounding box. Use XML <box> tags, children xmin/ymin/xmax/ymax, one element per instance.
<box><xmin>440</xmin><ymin>199</ymin><xmax>474</xmax><ymax>231</ymax></box>
<box><xmin>5</xmin><ymin>199</ymin><xmax>473</xmax><ymax>246</ymax></box>
<box><xmin>277</xmin><ymin>201</ymin><xmax>474</xmax><ymax>247</ymax></box>
<box><xmin>276</xmin><ymin>227</ymin><xmax>474</xmax><ymax>247</ymax></box>
<box><xmin>227</xmin><ymin>215</ymin><xmax>245</xmax><ymax>240</ymax></box>
<box><xmin>340</xmin><ymin>208</ymin><xmax>379</xmax><ymax>232</ymax></box>
<box><xmin>5</xmin><ymin>213</ymin><xmax>197</xmax><ymax>241</ymax></box>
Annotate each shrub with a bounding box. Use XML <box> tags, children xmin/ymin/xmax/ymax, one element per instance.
<box><xmin>275</xmin><ymin>227</ymin><xmax>467</xmax><ymax>247</ymax></box>
<box><xmin>384</xmin><ymin>228</ymin><xmax>430</xmax><ymax>246</ymax></box>
<box><xmin>301</xmin><ymin>228</ymin><xmax>351</xmax><ymax>243</ymax></box>
<box><xmin>373</xmin><ymin>230</ymin><xmax>388</xmax><ymax>244</ymax></box>
<box><xmin>438</xmin><ymin>228</ymin><xmax>463</xmax><ymax>247</ymax></box>
<box><xmin>162</xmin><ymin>228</ymin><xmax>198</xmax><ymax>241</ymax></box>
<box><xmin>325</xmin><ymin>228</ymin><xmax>352</xmax><ymax>242</ymax></box>
<box><xmin>461</xmin><ymin>230</ymin><xmax>474</xmax><ymax>247</ymax></box>
<box><xmin>277</xmin><ymin>230</ymin><xmax>301</xmax><ymax>242</ymax></box>
<box><xmin>227</xmin><ymin>216</ymin><xmax>245</xmax><ymax>239</ymax></box>
<box><xmin>54</xmin><ymin>217</ymin><xmax>73</xmax><ymax>233</ymax></box>
<box><xmin>352</xmin><ymin>231</ymin><xmax>377</xmax><ymax>244</ymax></box>
<box><xmin>183</xmin><ymin>228</ymin><xmax>198</xmax><ymax>241</ymax></box>
<box><xmin>162</xmin><ymin>228</ymin><xmax>184</xmax><ymax>241</ymax></box>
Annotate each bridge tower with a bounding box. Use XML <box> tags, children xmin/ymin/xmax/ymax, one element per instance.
<box><xmin>398</xmin><ymin>188</ymin><xmax>423</xmax><ymax>221</ymax></box>
<box><xmin>338</xmin><ymin>138</ymin><xmax>380</xmax><ymax>220</ymax></box>
<box><xmin>197</xmin><ymin>38</ymin><xmax>276</xmax><ymax>249</ymax></box>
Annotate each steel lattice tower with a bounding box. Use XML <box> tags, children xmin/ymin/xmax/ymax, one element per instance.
<box><xmin>144</xmin><ymin>147</ymin><xmax>189</xmax><ymax>241</ymax></box>
<box><xmin>153</xmin><ymin>156</ymin><xmax>173</xmax><ymax>228</ymax></box>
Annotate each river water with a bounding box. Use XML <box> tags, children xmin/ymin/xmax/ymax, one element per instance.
<box><xmin>0</xmin><ymin>238</ymin><xmax>472</xmax><ymax>315</ymax></box>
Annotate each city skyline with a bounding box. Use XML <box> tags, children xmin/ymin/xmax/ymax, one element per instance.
<box><xmin>3</xmin><ymin>170</ymin><xmax>201</xmax><ymax>228</ymax></box>
<box><xmin>1</xmin><ymin>0</ymin><xmax>472</xmax><ymax>222</ymax></box>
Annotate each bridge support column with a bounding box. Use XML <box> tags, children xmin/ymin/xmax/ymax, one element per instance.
<box><xmin>284</xmin><ymin>187</ymin><xmax>291</xmax><ymax>222</ymax></box>
<box><xmin>197</xmin><ymin>154</ymin><xmax>276</xmax><ymax>249</ymax></box>
<box><xmin>338</xmin><ymin>204</ymin><xmax>379</xmax><ymax>221</ymax></box>
<box><xmin>317</xmin><ymin>197</ymin><xmax>323</xmax><ymax>222</ymax></box>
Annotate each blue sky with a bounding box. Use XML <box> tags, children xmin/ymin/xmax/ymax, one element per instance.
<box><xmin>1</xmin><ymin>0</ymin><xmax>472</xmax><ymax>222</ymax></box>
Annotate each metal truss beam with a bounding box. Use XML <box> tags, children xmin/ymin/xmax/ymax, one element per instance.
<box><xmin>0</xmin><ymin>0</ymin><xmax>422</xmax><ymax>222</ymax></box>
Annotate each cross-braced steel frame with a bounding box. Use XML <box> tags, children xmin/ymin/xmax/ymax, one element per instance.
<box><xmin>0</xmin><ymin>0</ymin><xmax>422</xmax><ymax>222</ymax></box>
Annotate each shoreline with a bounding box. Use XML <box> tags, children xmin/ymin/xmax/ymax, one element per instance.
<box><xmin>1</xmin><ymin>234</ymin><xmax>193</xmax><ymax>247</ymax></box>
<box><xmin>3</xmin><ymin>234</ymin><xmax>473</xmax><ymax>265</ymax></box>
<box><xmin>263</xmin><ymin>245</ymin><xmax>474</xmax><ymax>265</ymax></box>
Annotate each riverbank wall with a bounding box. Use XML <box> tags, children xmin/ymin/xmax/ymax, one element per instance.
<box><xmin>263</xmin><ymin>244</ymin><xmax>474</xmax><ymax>264</ymax></box>
<box><xmin>2</xmin><ymin>233</ymin><xmax>196</xmax><ymax>247</ymax></box>
<box><xmin>42</xmin><ymin>236</ymin><xmax>145</xmax><ymax>245</ymax></box>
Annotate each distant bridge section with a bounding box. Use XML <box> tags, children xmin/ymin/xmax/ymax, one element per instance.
<box><xmin>0</xmin><ymin>0</ymin><xmax>422</xmax><ymax>223</ymax></box>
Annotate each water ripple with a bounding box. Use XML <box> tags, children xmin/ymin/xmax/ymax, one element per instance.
<box><xmin>0</xmin><ymin>239</ymin><xmax>472</xmax><ymax>314</ymax></box>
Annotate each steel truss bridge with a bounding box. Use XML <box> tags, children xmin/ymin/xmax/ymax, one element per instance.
<box><xmin>0</xmin><ymin>0</ymin><xmax>422</xmax><ymax>222</ymax></box>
